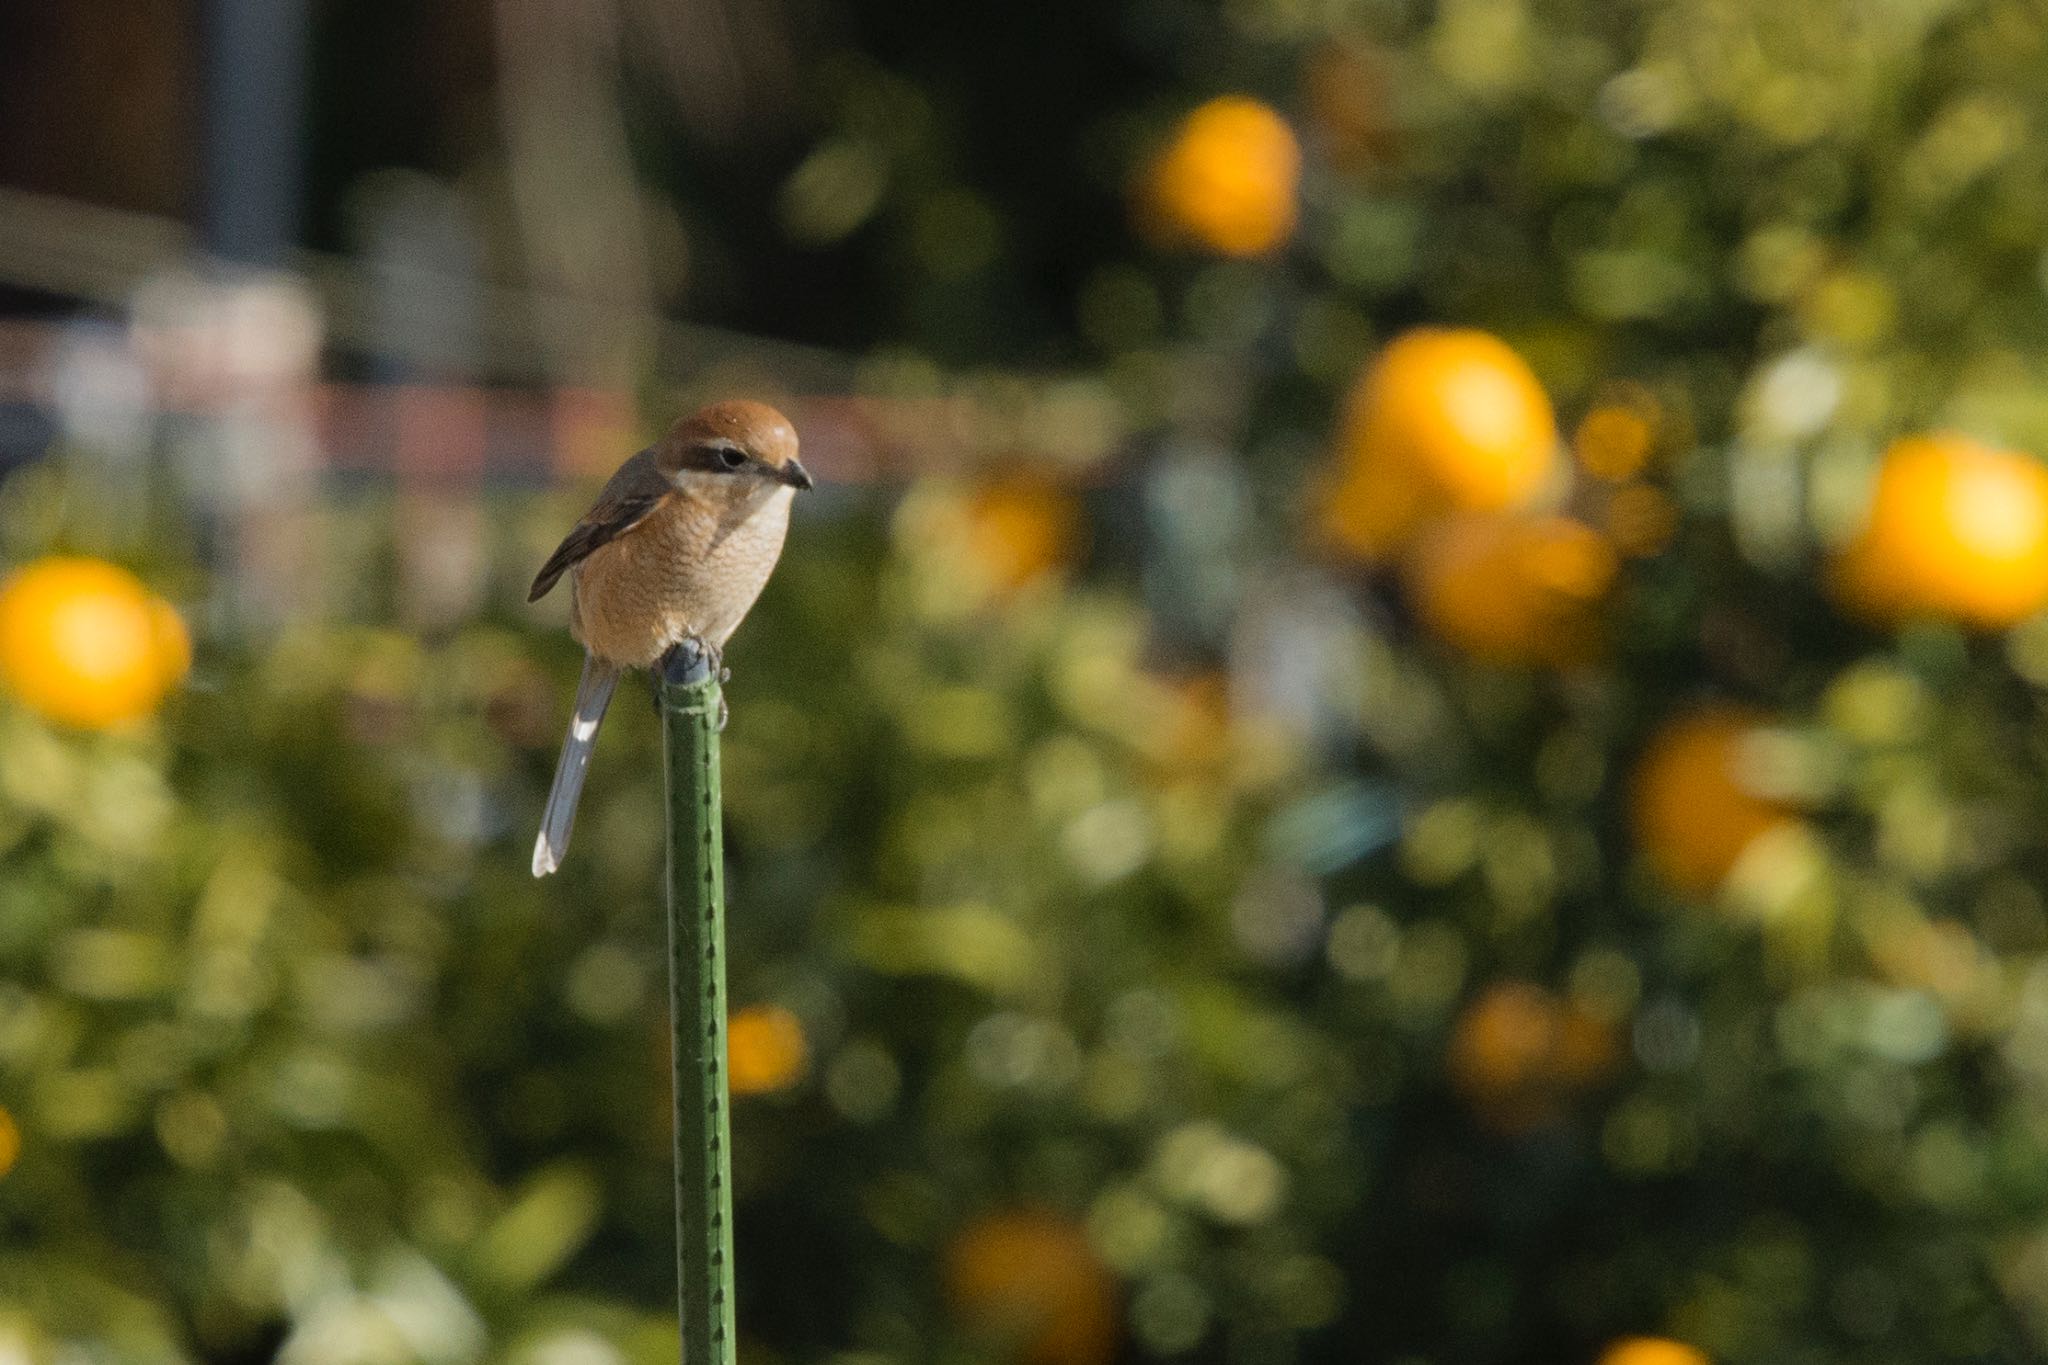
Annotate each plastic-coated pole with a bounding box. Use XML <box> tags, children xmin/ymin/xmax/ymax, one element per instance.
<box><xmin>659</xmin><ymin>641</ymin><xmax>736</xmax><ymax>1365</ymax></box>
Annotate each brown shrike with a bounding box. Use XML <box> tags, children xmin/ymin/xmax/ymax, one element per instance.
<box><xmin>528</xmin><ymin>400</ymin><xmax>812</xmax><ymax>877</ymax></box>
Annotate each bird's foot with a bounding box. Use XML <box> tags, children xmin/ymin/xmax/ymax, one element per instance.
<box><xmin>658</xmin><ymin>636</ymin><xmax>715</xmax><ymax>686</ymax></box>
<box><xmin>656</xmin><ymin>637</ymin><xmax>729</xmax><ymax>731</ymax></box>
<box><xmin>696</xmin><ymin>639</ymin><xmax>731</xmax><ymax>732</ymax></box>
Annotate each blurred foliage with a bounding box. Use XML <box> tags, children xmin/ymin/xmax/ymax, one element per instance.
<box><xmin>19</xmin><ymin>0</ymin><xmax>2048</xmax><ymax>1364</ymax></box>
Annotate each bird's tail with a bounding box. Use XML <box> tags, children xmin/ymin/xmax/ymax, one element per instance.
<box><xmin>532</xmin><ymin>654</ymin><xmax>622</xmax><ymax>877</ymax></box>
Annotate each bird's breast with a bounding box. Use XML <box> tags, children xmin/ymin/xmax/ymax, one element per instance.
<box><xmin>570</xmin><ymin>488</ymin><xmax>793</xmax><ymax>668</ymax></box>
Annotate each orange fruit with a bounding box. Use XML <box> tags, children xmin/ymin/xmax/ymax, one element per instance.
<box><xmin>1603</xmin><ymin>484</ymin><xmax>1680</xmax><ymax>558</ymax></box>
<box><xmin>1631</xmin><ymin>707</ymin><xmax>1793</xmax><ymax>897</ymax></box>
<box><xmin>963</xmin><ymin>481</ymin><xmax>1081</xmax><ymax>594</ymax></box>
<box><xmin>1447</xmin><ymin>982</ymin><xmax>1617</xmax><ymax>1132</ymax></box>
<box><xmin>1831</xmin><ymin>432</ymin><xmax>2048</xmax><ymax>629</ymax></box>
<box><xmin>1140</xmin><ymin>96</ymin><xmax>1300</xmax><ymax>257</ymax></box>
<box><xmin>0</xmin><ymin>557</ymin><xmax>190</xmax><ymax>730</ymax></box>
<box><xmin>945</xmin><ymin>1209</ymin><xmax>1120</xmax><ymax>1365</ymax></box>
<box><xmin>1316</xmin><ymin>448</ymin><xmax>1431</xmax><ymax>561</ymax></box>
<box><xmin>1151</xmin><ymin>670</ymin><xmax>1233</xmax><ymax>774</ymax></box>
<box><xmin>1597</xmin><ymin>1338</ymin><xmax>1711</xmax><ymax>1365</ymax></box>
<box><xmin>0</xmin><ymin>1105</ymin><xmax>18</xmax><ymax>1179</ymax></box>
<box><xmin>727</xmin><ymin>1004</ymin><xmax>808</xmax><ymax>1096</ymax></box>
<box><xmin>1574</xmin><ymin>402</ymin><xmax>1657</xmax><ymax>482</ymax></box>
<box><xmin>1304</xmin><ymin>42</ymin><xmax>1395</xmax><ymax>172</ymax></box>
<box><xmin>1406</xmin><ymin>515</ymin><xmax>1617</xmax><ymax>668</ymax></box>
<box><xmin>1325</xmin><ymin>329</ymin><xmax>1561</xmax><ymax>560</ymax></box>
<box><xmin>149</xmin><ymin>597</ymin><xmax>192</xmax><ymax>683</ymax></box>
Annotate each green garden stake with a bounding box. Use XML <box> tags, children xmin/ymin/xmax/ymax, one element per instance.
<box><xmin>659</xmin><ymin>640</ymin><xmax>737</xmax><ymax>1365</ymax></box>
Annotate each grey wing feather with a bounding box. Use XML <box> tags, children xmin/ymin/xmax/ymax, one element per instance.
<box><xmin>528</xmin><ymin>454</ymin><xmax>670</xmax><ymax>603</ymax></box>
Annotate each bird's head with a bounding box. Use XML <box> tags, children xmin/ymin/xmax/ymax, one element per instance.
<box><xmin>656</xmin><ymin>400</ymin><xmax>813</xmax><ymax>498</ymax></box>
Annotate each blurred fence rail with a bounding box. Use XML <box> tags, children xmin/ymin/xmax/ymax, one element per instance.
<box><xmin>0</xmin><ymin>185</ymin><xmax>849</xmax><ymax>391</ymax></box>
<box><xmin>0</xmin><ymin>185</ymin><xmax>1138</xmax><ymax>497</ymax></box>
<box><xmin>0</xmin><ymin>186</ymin><xmax>1135</xmax><ymax>490</ymax></box>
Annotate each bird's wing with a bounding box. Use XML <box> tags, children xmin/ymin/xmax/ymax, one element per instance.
<box><xmin>528</xmin><ymin>455</ymin><xmax>670</xmax><ymax>603</ymax></box>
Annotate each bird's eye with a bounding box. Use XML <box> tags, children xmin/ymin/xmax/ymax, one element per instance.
<box><xmin>717</xmin><ymin>446</ymin><xmax>748</xmax><ymax>470</ymax></box>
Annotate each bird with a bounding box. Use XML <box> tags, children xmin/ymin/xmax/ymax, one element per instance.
<box><xmin>528</xmin><ymin>399</ymin><xmax>812</xmax><ymax>877</ymax></box>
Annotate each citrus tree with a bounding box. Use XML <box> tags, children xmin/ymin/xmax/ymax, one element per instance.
<box><xmin>11</xmin><ymin>0</ymin><xmax>2048</xmax><ymax>1363</ymax></box>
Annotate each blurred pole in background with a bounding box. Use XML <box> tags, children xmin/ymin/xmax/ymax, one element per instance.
<box><xmin>205</xmin><ymin>277</ymin><xmax>324</xmax><ymax>624</ymax></box>
<box><xmin>356</xmin><ymin>173</ymin><xmax>491</xmax><ymax>629</ymax></box>
<box><xmin>1142</xmin><ymin>436</ymin><xmax>1251</xmax><ymax>664</ymax></box>
<box><xmin>202</xmin><ymin>0</ymin><xmax>310</xmax><ymax>269</ymax></box>
<box><xmin>46</xmin><ymin>323</ymin><xmax>154</xmax><ymax>554</ymax></box>
<box><xmin>494</xmin><ymin>0</ymin><xmax>657</xmax><ymax>390</ymax></box>
<box><xmin>194</xmin><ymin>0</ymin><xmax>322</xmax><ymax>624</ymax></box>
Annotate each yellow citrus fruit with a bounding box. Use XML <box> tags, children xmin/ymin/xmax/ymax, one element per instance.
<box><xmin>1604</xmin><ymin>484</ymin><xmax>1680</xmax><ymax>558</ymax></box>
<box><xmin>1598</xmin><ymin>1337</ymin><xmax>1711</xmax><ymax>1365</ymax></box>
<box><xmin>1832</xmin><ymin>432</ymin><xmax>2048</xmax><ymax>629</ymax></box>
<box><xmin>1141</xmin><ymin>96</ymin><xmax>1300</xmax><ymax>257</ymax></box>
<box><xmin>1316</xmin><ymin>450</ymin><xmax>1429</xmax><ymax>562</ymax></box>
<box><xmin>151</xmin><ymin>596</ymin><xmax>193</xmax><ymax>686</ymax></box>
<box><xmin>1631</xmin><ymin>707</ymin><xmax>1792</xmax><ymax>897</ymax></box>
<box><xmin>1151</xmin><ymin>670</ymin><xmax>1233</xmax><ymax>774</ymax></box>
<box><xmin>945</xmin><ymin>1209</ymin><xmax>1120</xmax><ymax>1365</ymax></box>
<box><xmin>1574</xmin><ymin>402</ymin><xmax>1657</xmax><ymax>482</ymax></box>
<box><xmin>964</xmin><ymin>482</ymin><xmax>1081</xmax><ymax>594</ymax></box>
<box><xmin>0</xmin><ymin>557</ymin><xmax>190</xmax><ymax>730</ymax></box>
<box><xmin>1304</xmin><ymin>42</ymin><xmax>1394</xmax><ymax>172</ymax></box>
<box><xmin>1406</xmin><ymin>515</ymin><xmax>1617</xmax><ymax>668</ymax></box>
<box><xmin>1448</xmin><ymin>982</ymin><xmax>1617</xmax><ymax>1132</ymax></box>
<box><xmin>727</xmin><ymin>1004</ymin><xmax>808</xmax><ymax>1096</ymax></box>
<box><xmin>1326</xmin><ymin>329</ymin><xmax>1561</xmax><ymax>560</ymax></box>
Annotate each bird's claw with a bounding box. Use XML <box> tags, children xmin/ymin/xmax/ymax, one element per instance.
<box><xmin>658</xmin><ymin>636</ymin><xmax>715</xmax><ymax>686</ymax></box>
<box><xmin>654</xmin><ymin>637</ymin><xmax>730</xmax><ymax>731</ymax></box>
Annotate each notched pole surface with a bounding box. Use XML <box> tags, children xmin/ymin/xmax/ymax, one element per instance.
<box><xmin>659</xmin><ymin>638</ymin><xmax>735</xmax><ymax>1365</ymax></box>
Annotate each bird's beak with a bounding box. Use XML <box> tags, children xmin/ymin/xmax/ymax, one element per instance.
<box><xmin>778</xmin><ymin>459</ymin><xmax>815</xmax><ymax>491</ymax></box>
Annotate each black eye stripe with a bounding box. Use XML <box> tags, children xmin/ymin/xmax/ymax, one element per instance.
<box><xmin>695</xmin><ymin>442</ymin><xmax>749</xmax><ymax>470</ymax></box>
